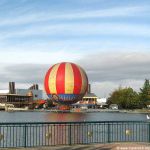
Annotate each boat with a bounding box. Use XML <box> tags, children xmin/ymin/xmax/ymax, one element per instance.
<box><xmin>5</xmin><ymin>104</ymin><xmax>29</xmax><ymax>112</ymax></box>
<box><xmin>146</xmin><ymin>114</ymin><xmax>150</xmax><ymax>119</ymax></box>
<box><xmin>0</xmin><ymin>103</ymin><xmax>6</xmax><ymax>110</ymax></box>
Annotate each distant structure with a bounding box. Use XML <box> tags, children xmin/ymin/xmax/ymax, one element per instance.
<box><xmin>27</xmin><ymin>90</ymin><xmax>33</xmax><ymax>97</ymax></box>
<box><xmin>81</xmin><ymin>84</ymin><xmax>97</xmax><ymax>104</ymax></box>
<box><xmin>72</xmin><ymin>84</ymin><xmax>98</xmax><ymax>109</ymax></box>
<box><xmin>97</xmin><ymin>98</ymin><xmax>107</xmax><ymax>108</ymax></box>
<box><xmin>9</xmin><ymin>82</ymin><xmax>16</xmax><ymax>94</ymax></box>
<box><xmin>28</xmin><ymin>84</ymin><xmax>39</xmax><ymax>90</ymax></box>
<box><xmin>0</xmin><ymin>82</ymin><xmax>33</xmax><ymax>108</ymax></box>
<box><xmin>0</xmin><ymin>82</ymin><xmax>43</xmax><ymax>109</ymax></box>
<box><xmin>16</xmin><ymin>84</ymin><xmax>42</xmax><ymax>100</ymax></box>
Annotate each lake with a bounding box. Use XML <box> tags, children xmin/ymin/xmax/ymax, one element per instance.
<box><xmin>0</xmin><ymin>111</ymin><xmax>149</xmax><ymax>147</ymax></box>
<box><xmin>0</xmin><ymin>111</ymin><xmax>147</xmax><ymax>122</ymax></box>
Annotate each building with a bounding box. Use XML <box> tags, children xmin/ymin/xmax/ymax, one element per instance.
<box><xmin>0</xmin><ymin>93</ymin><xmax>33</xmax><ymax>108</ymax></box>
<box><xmin>72</xmin><ymin>84</ymin><xmax>98</xmax><ymax>109</ymax></box>
<box><xmin>16</xmin><ymin>84</ymin><xmax>43</xmax><ymax>100</ymax></box>
<box><xmin>77</xmin><ymin>93</ymin><xmax>97</xmax><ymax>109</ymax></box>
<box><xmin>0</xmin><ymin>82</ymin><xmax>45</xmax><ymax>109</ymax></box>
<box><xmin>16</xmin><ymin>87</ymin><xmax>43</xmax><ymax>101</ymax></box>
<box><xmin>0</xmin><ymin>83</ymin><xmax>43</xmax><ymax>101</ymax></box>
<box><xmin>0</xmin><ymin>82</ymin><xmax>33</xmax><ymax>108</ymax></box>
<box><xmin>97</xmin><ymin>98</ymin><xmax>108</xmax><ymax>108</ymax></box>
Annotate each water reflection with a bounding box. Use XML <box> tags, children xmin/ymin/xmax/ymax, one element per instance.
<box><xmin>44</xmin><ymin>112</ymin><xmax>146</xmax><ymax>122</ymax></box>
<box><xmin>45</xmin><ymin>112</ymin><xmax>88</xmax><ymax>122</ymax></box>
<box><xmin>0</xmin><ymin>111</ymin><xmax>146</xmax><ymax>122</ymax></box>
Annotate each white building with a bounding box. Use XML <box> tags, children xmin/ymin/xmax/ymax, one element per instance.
<box><xmin>0</xmin><ymin>90</ymin><xmax>9</xmax><ymax>94</ymax></box>
<box><xmin>97</xmin><ymin>98</ymin><xmax>107</xmax><ymax>108</ymax></box>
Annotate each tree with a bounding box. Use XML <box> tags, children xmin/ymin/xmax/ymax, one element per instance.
<box><xmin>46</xmin><ymin>99</ymin><xmax>55</xmax><ymax>108</ymax></box>
<box><xmin>139</xmin><ymin>79</ymin><xmax>150</xmax><ymax>107</ymax></box>
<box><xmin>107</xmin><ymin>87</ymin><xmax>140</xmax><ymax>109</ymax></box>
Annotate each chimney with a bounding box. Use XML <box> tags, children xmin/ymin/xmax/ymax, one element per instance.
<box><xmin>28</xmin><ymin>84</ymin><xmax>38</xmax><ymax>90</ymax></box>
<box><xmin>33</xmin><ymin>84</ymin><xmax>35</xmax><ymax>90</ymax></box>
<box><xmin>35</xmin><ymin>84</ymin><xmax>38</xmax><ymax>90</ymax></box>
<box><xmin>9</xmin><ymin>82</ymin><xmax>16</xmax><ymax>94</ymax></box>
<box><xmin>87</xmin><ymin>84</ymin><xmax>91</xmax><ymax>93</ymax></box>
<box><xmin>29</xmin><ymin>84</ymin><xmax>34</xmax><ymax>90</ymax></box>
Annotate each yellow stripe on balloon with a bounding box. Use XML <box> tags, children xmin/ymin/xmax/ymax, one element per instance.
<box><xmin>48</xmin><ymin>63</ymin><xmax>60</xmax><ymax>94</ymax></box>
<box><xmin>65</xmin><ymin>63</ymin><xmax>74</xmax><ymax>94</ymax></box>
<box><xmin>79</xmin><ymin>67</ymin><xmax>88</xmax><ymax>94</ymax></box>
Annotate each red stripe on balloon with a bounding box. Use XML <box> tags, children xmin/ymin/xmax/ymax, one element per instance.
<box><xmin>56</xmin><ymin>62</ymin><xmax>65</xmax><ymax>94</ymax></box>
<box><xmin>85</xmin><ymin>72</ymin><xmax>88</xmax><ymax>94</ymax></box>
<box><xmin>71</xmin><ymin>63</ymin><xmax>82</xmax><ymax>94</ymax></box>
<box><xmin>44</xmin><ymin>67</ymin><xmax>53</xmax><ymax>94</ymax></box>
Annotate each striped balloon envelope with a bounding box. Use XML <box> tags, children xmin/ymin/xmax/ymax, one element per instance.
<box><xmin>44</xmin><ymin>62</ymin><xmax>88</xmax><ymax>105</ymax></box>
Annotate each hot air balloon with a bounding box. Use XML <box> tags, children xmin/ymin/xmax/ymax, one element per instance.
<box><xmin>44</xmin><ymin>62</ymin><xmax>88</xmax><ymax>106</ymax></box>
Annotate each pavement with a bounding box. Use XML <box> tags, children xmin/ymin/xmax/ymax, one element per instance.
<box><xmin>1</xmin><ymin>143</ymin><xmax>150</xmax><ymax>150</ymax></box>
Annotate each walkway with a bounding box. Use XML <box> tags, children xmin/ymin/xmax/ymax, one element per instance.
<box><xmin>1</xmin><ymin>143</ymin><xmax>150</xmax><ymax>150</ymax></box>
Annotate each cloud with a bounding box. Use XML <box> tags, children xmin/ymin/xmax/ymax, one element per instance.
<box><xmin>77</xmin><ymin>52</ymin><xmax>150</xmax><ymax>97</ymax></box>
<box><xmin>92</xmin><ymin>80</ymin><xmax>144</xmax><ymax>98</ymax></box>
<box><xmin>0</xmin><ymin>22</ymin><xmax>150</xmax><ymax>44</ymax></box>
<box><xmin>0</xmin><ymin>50</ymin><xmax>83</xmax><ymax>64</ymax></box>
<box><xmin>0</xmin><ymin>63</ymin><xmax>48</xmax><ymax>90</ymax></box>
<box><xmin>78</xmin><ymin>52</ymin><xmax>150</xmax><ymax>82</ymax></box>
<box><xmin>0</xmin><ymin>1</ymin><xmax>149</xmax><ymax>98</ymax></box>
<box><xmin>0</xmin><ymin>52</ymin><xmax>149</xmax><ymax>97</ymax></box>
<box><xmin>0</xmin><ymin>5</ymin><xmax>148</xmax><ymax>27</ymax></box>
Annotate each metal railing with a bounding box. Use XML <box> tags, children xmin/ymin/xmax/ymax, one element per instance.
<box><xmin>0</xmin><ymin>121</ymin><xmax>149</xmax><ymax>148</ymax></box>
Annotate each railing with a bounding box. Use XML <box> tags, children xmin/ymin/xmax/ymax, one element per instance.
<box><xmin>0</xmin><ymin>121</ymin><xmax>149</xmax><ymax>148</ymax></box>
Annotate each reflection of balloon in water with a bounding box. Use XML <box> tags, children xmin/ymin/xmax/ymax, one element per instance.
<box><xmin>44</xmin><ymin>62</ymin><xmax>88</xmax><ymax>105</ymax></box>
<box><xmin>45</xmin><ymin>113</ymin><xmax>87</xmax><ymax>122</ymax></box>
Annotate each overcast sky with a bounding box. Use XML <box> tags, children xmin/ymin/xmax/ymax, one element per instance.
<box><xmin>0</xmin><ymin>0</ymin><xmax>150</xmax><ymax>98</ymax></box>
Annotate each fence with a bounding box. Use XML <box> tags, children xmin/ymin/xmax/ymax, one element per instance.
<box><xmin>0</xmin><ymin>121</ymin><xmax>149</xmax><ymax>148</ymax></box>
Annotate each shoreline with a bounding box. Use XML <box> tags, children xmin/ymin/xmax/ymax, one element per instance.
<box><xmin>2</xmin><ymin>108</ymin><xmax>150</xmax><ymax>114</ymax></box>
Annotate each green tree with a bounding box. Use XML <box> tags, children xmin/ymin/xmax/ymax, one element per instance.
<box><xmin>46</xmin><ymin>99</ymin><xmax>55</xmax><ymax>108</ymax></box>
<box><xmin>107</xmin><ymin>87</ymin><xmax>140</xmax><ymax>109</ymax></box>
<box><xmin>139</xmin><ymin>79</ymin><xmax>150</xmax><ymax>107</ymax></box>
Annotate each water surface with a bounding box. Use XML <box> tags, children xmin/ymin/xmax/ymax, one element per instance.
<box><xmin>0</xmin><ymin>111</ymin><xmax>147</xmax><ymax>122</ymax></box>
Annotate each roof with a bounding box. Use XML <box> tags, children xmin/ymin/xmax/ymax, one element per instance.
<box><xmin>97</xmin><ymin>98</ymin><xmax>107</xmax><ymax>103</ymax></box>
<box><xmin>0</xmin><ymin>90</ymin><xmax>9</xmax><ymax>94</ymax></box>
<box><xmin>83</xmin><ymin>93</ymin><xmax>97</xmax><ymax>98</ymax></box>
<box><xmin>0</xmin><ymin>93</ymin><xmax>31</xmax><ymax>97</ymax></box>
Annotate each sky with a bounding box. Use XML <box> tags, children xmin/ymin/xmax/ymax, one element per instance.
<box><xmin>0</xmin><ymin>0</ymin><xmax>150</xmax><ymax>98</ymax></box>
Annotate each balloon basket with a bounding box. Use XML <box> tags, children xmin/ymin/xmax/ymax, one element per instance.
<box><xmin>58</xmin><ymin>105</ymin><xmax>70</xmax><ymax>110</ymax></box>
